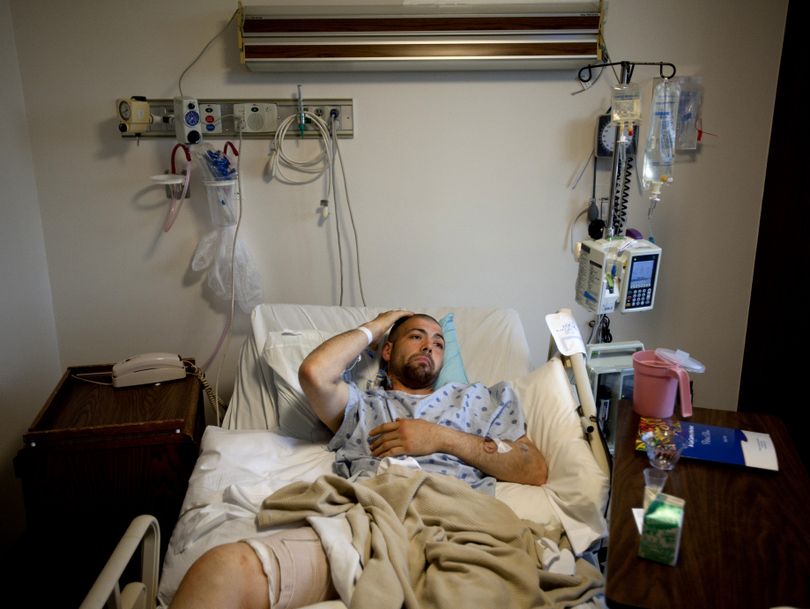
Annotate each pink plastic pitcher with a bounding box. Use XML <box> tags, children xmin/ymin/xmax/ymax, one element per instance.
<box><xmin>632</xmin><ymin>350</ymin><xmax>693</xmax><ymax>418</ymax></box>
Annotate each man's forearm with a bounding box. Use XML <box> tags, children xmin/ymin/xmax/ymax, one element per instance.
<box><xmin>369</xmin><ymin>419</ymin><xmax>548</xmax><ymax>486</ymax></box>
<box><xmin>441</xmin><ymin>431</ymin><xmax>548</xmax><ymax>487</ymax></box>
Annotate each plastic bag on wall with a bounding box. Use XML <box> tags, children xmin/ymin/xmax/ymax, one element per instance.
<box><xmin>192</xmin><ymin>225</ymin><xmax>263</xmax><ymax>313</ymax></box>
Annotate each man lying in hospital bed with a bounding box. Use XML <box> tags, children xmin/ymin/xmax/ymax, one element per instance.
<box><xmin>169</xmin><ymin>310</ymin><xmax>602</xmax><ymax>609</ymax></box>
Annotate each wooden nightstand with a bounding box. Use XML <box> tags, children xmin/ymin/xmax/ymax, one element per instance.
<box><xmin>13</xmin><ymin>362</ymin><xmax>204</xmax><ymax>607</ymax></box>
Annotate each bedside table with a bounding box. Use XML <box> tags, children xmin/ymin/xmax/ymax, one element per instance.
<box><xmin>605</xmin><ymin>401</ymin><xmax>810</xmax><ymax>608</ymax></box>
<box><xmin>13</xmin><ymin>362</ymin><xmax>205</xmax><ymax>607</ymax></box>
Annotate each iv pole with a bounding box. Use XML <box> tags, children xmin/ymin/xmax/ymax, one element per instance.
<box><xmin>578</xmin><ymin>60</ymin><xmax>677</xmax><ymax>238</ymax></box>
<box><xmin>607</xmin><ymin>62</ymin><xmax>631</xmax><ymax>237</ymax></box>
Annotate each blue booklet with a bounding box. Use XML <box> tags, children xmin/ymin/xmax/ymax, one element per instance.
<box><xmin>636</xmin><ymin>417</ymin><xmax>779</xmax><ymax>471</ymax></box>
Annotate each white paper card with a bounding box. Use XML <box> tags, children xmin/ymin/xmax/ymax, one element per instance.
<box><xmin>741</xmin><ymin>430</ymin><xmax>779</xmax><ymax>471</ymax></box>
<box><xmin>545</xmin><ymin>310</ymin><xmax>586</xmax><ymax>356</ymax></box>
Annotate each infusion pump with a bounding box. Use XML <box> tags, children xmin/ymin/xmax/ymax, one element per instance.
<box><xmin>575</xmin><ymin>238</ymin><xmax>662</xmax><ymax>314</ymax></box>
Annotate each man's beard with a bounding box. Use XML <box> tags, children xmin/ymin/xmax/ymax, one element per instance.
<box><xmin>395</xmin><ymin>356</ymin><xmax>438</xmax><ymax>390</ymax></box>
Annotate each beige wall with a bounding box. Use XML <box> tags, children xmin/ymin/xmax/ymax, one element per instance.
<box><xmin>3</xmin><ymin>0</ymin><xmax>787</xmax><ymax>544</ymax></box>
<box><xmin>1</xmin><ymin>0</ymin><xmax>62</xmax><ymax>548</ymax></box>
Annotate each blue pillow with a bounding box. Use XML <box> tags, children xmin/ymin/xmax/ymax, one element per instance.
<box><xmin>435</xmin><ymin>313</ymin><xmax>469</xmax><ymax>387</ymax></box>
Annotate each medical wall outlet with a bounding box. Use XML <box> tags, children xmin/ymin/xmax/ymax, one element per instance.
<box><xmin>173</xmin><ymin>97</ymin><xmax>202</xmax><ymax>145</ymax></box>
<box><xmin>201</xmin><ymin>103</ymin><xmax>223</xmax><ymax>135</ymax></box>
<box><xmin>234</xmin><ymin>102</ymin><xmax>279</xmax><ymax>133</ymax></box>
<box><xmin>575</xmin><ymin>237</ymin><xmax>662</xmax><ymax>314</ymax></box>
<box><xmin>117</xmin><ymin>98</ymin><xmax>354</xmax><ymax>140</ymax></box>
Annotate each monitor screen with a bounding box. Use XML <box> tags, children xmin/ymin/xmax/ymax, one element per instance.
<box><xmin>629</xmin><ymin>256</ymin><xmax>656</xmax><ymax>289</ymax></box>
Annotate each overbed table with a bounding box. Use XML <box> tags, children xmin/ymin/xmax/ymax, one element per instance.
<box><xmin>605</xmin><ymin>402</ymin><xmax>810</xmax><ymax>608</ymax></box>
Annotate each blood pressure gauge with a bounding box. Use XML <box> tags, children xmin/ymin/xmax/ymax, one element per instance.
<box><xmin>596</xmin><ymin>114</ymin><xmax>615</xmax><ymax>158</ymax></box>
<box><xmin>596</xmin><ymin>113</ymin><xmax>639</xmax><ymax>158</ymax></box>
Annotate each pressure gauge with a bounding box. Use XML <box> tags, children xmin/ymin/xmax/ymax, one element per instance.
<box><xmin>117</xmin><ymin>96</ymin><xmax>151</xmax><ymax>135</ymax></box>
<box><xmin>596</xmin><ymin>114</ymin><xmax>615</xmax><ymax>158</ymax></box>
<box><xmin>184</xmin><ymin>109</ymin><xmax>200</xmax><ymax>127</ymax></box>
<box><xmin>118</xmin><ymin>99</ymin><xmax>132</xmax><ymax>121</ymax></box>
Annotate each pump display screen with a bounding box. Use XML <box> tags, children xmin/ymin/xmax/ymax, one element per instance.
<box><xmin>630</xmin><ymin>259</ymin><xmax>655</xmax><ymax>289</ymax></box>
<box><xmin>624</xmin><ymin>253</ymin><xmax>659</xmax><ymax>310</ymax></box>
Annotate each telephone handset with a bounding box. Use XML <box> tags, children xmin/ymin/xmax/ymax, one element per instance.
<box><xmin>112</xmin><ymin>352</ymin><xmax>186</xmax><ymax>388</ymax></box>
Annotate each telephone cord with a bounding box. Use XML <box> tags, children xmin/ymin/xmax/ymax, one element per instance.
<box><xmin>185</xmin><ymin>360</ymin><xmax>228</xmax><ymax>417</ymax></box>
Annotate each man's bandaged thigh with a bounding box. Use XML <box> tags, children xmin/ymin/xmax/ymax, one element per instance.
<box><xmin>244</xmin><ymin>526</ymin><xmax>335</xmax><ymax>609</ymax></box>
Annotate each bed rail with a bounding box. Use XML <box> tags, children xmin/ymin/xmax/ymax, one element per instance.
<box><xmin>545</xmin><ymin>309</ymin><xmax>612</xmax><ymax>478</ymax></box>
<box><xmin>564</xmin><ymin>350</ymin><xmax>611</xmax><ymax>477</ymax></box>
<box><xmin>79</xmin><ymin>515</ymin><xmax>160</xmax><ymax>609</ymax></box>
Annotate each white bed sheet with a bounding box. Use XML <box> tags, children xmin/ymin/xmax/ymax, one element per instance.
<box><xmin>158</xmin><ymin>305</ymin><xmax>608</xmax><ymax>607</ymax></box>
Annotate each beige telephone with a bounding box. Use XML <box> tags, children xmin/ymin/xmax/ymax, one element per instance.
<box><xmin>112</xmin><ymin>352</ymin><xmax>186</xmax><ymax>388</ymax></box>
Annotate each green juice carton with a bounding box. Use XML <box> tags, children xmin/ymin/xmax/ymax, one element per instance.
<box><xmin>638</xmin><ymin>492</ymin><xmax>685</xmax><ymax>565</ymax></box>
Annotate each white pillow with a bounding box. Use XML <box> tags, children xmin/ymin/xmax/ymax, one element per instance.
<box><xmin>261</xmin><ymin>328</ymin><xmax>388</xmax><ymax>440</ymax></box>
<box><xmin>507</xmin><ymin>359</ymin><xmax>609</xmax><ymax>554</ymax></box>
<box><xmin>261</xmin><ymin>330</ymin><xmax>337</xmax><ymax>441</ymax></box>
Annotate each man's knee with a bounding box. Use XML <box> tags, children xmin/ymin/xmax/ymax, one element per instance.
<box><xmin>190</xmin><ymin>542</ymin><xmax>266</xmax><ymax>589</ymax></box>
<box><xmin>178</xmin><ymin>531</ymin><xmax>335</xmax><ymax>609</ymax></box>
<box><xmin>172</xmin><ymin>542</ymin><xmax>269</xmax><ymax>609</ymax></box>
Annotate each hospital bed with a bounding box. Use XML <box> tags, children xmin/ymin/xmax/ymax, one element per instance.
<box><xmin>81</xmin><ymin>304</ymin><xmax>610</xmax><ymax>609</ymax></box>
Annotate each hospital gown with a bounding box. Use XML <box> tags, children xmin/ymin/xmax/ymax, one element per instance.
<box><xmin>328</xmin><ymin>381</ymin><xmax>527</xmax><ymax>494</ymax></box>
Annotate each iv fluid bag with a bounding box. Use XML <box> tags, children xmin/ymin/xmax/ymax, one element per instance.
<box><xmin>611</xmin><ymin>83</ymin><xmax>642</xmax><ymax>124</ymax></box>
<box><xmin>642</xmin><ymin>79</ymin><xmax>681</xmax><ymax>195</ymax></box>
<box><xmin>676</xmin><ymin>76</ymin><xmax>703</xmax><ymax>151</ymax></box>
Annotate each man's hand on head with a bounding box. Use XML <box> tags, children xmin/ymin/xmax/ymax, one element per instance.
<box><xmin>374</xmin><ymin>310</ymin><xmax>414</xmax><ymax>324</ymax></box>
<box><xmin>368</xmin><ymin>309</ymin><xmax>413</xmax><ymax>333</ymax></box>
<box><xmin>368</xmin><ymin>419</ymin><xmax>448</xmax><ymax>458</ymax></box>
<box><xmin>358</xmin><ymin>310</ymin><xmax>413</xmax><ymax>349</ymax></box>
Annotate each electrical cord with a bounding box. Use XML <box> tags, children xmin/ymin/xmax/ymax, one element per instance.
<box><xmin>327</xmin><ymin>122</ymin><xmax>345</xmax><ymax>305</ymax></box>
<box><xmin>569</xmin><ymin>207</ymin><xmax>590</xmax><ymax>258</ymax></box>
<box><xmin>178</xmin><ymin>9</ymin><xmax>238</xmax><ymax>97</ymax></box>
<box><xmin>71</xmin><ymin>371</ymin><xmax>113</xmax><ymax>386</ymax></box>
<box><xmin>199</xmin><ymin>125</ymin><xmax>245</xmax><ymax>425</ymax></box>
<box><xmin>268</xmin><ymin>112</ymin><xmax>334</xmax><ymax>188</ymax></box>
<box><xmin>172</xmin><ymin>8</ymin><xmax>246</xmax><ymax>424</ymax></box>
<box><xmin>330</xmin><ymin>116</ymin><xmax>367</xmax><ymax>306</ymax></box>
<box><xmin>588</xmin><ymin>314</ymin><xmax>613</xmax><ymax>344</ymax></box>
<box><xmin>268</xmin><ymin>109</ymin><xmax>366</xmax><ymax>306</ymax></box>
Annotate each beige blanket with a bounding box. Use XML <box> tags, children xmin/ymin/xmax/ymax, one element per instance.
<box><xmin>258</xmin><ymin>467</ymin><xmax>602</xmax><ymax>609</ymax></box>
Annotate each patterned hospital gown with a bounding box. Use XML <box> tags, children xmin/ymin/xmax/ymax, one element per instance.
<box><xmin>328</xmin><ymin>381</ymin><xmax>527</xmax><ymax>494</ymax></box>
